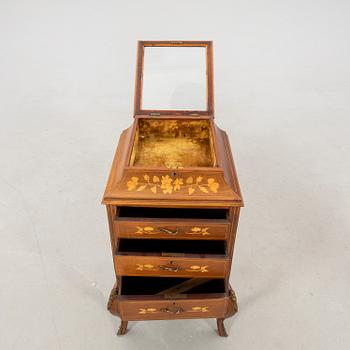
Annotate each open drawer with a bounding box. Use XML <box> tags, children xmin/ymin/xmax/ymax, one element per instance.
<box><xmin>113</xmin><ymin>206</ymin><xmax>230</xmax><ymax>240</ymax></box>
<box><xmin>114</xmin><ymin>238</ymin><xmax>228</xmax><ymax>277</ymax></box>
<box><xmin>118</xmin><ymin>276</ymin><xmax>229</xmax><ymax>321</ymax></box>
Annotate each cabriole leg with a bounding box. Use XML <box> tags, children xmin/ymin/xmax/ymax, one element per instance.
<box><xmin>216</xmin><ymin>318</ymin><xmax>228</xmax><ymax>337</ymax></box>
<box><xmin>117</xmin><ymin>320</ymin><xmax>128</xmax><ymax>335</ymax></box>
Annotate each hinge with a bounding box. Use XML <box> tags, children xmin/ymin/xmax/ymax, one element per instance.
<box><xmin>171</xmin><ymin>41</ymin><xmax>184</xmax><ymax>45</ymax></box>
<box><xmin>149</xmin><ymin>112</ymin><xmax>161</xmax><ymax>116</ymax></box>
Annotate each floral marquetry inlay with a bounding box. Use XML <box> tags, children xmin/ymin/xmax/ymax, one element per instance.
<box><xmin>126</xmin><ymin>175</ymin><xmax>220</xmax><ymax>195</ymax></box>
<box><xmin>135</xmin><ymin>264</ymin><xmax>209</xmax><ymax>273</ymax></box>
<box><xmin>135</xmin><ymin>226</ymin><xmax>157</xmax><ymax>235</ymax></box>
<box><xmin>138</xmin><ymin>306</ymin><xmax>209</xmax><ymax>314</ymax></box>
<box><xmin>186</xmin><ymin>227</ymin><xmax>210</xmax><ymax>236</ymax></box>
<box><xmin>136</xmin><ymin>264</ymin><xmax>157</xmax><ymax>271</ymax></box>
<box><xmin>134</xmin><ymin>226</ymin><xmax>211</xmax><ymax>236</ymax></box>
<box><xmin>138</xmin><ymin>308</ymin><xmax>158</xmax><ymax>315</ymax></box>
<box><xmin>186</xmin><ymin>265</ymin><xmax>208</xmax><ymax>273</ymax></box>
<box><xmin>189</xmin><ymin>306</ymin><xmax>209</xmax><ymax>312</ymax></box>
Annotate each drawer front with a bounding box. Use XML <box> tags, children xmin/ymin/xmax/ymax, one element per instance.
<box><xmin>115</xmin><ymin>255</ymin><xmax>228</xmax><ymax>278</ymax></box>
<box><xmin>114</xmin><ymin>220</ymin><xmax>229</xmax><ymax>240</ymax></box>
<box><xmin>119</xmin><ymin>297</ymin><xmax>228</xmax><ymax>321</ymax></box>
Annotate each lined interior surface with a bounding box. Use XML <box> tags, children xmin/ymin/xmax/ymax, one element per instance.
<box><xmin>118</xmin><ymin>207</ymin><xmax>228</xmax><ymax>220</ymax></box>
<box><xmin>121</xmin><ymin>277</ymin><xmax>225</xmax><ymax>295</ymax></box>
<box><xmin>118</xmin><ymin>239</ymin><xmax>226</xmax><ymax>255</ymax></box>
<box><xmin>130</xmin><ymin>119</ymin><xmax>216</xmax><ymax>168</ymax></box>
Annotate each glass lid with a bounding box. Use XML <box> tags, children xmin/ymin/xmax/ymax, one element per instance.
<box><xmin>134</xmin><ymin>41</ymin><xmax>214</xmax><ymax>116</ymax></box>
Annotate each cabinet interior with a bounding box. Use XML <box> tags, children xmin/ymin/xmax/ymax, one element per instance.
<box><xmin>117</xmin><ymin>238</ymin><xmax>226</xmax><ymax>256</ymax></box>
<box><xmin>120</xmin><ymin>276</ymin><xmax>225</xmax><ymax>295</ymax></box>
<box><xmin>117</xmin><ymin>206</ymin><xmax>228</xmax><ymax>220</ymax></box>
<box><xmin>130</xmin><ymin>119</ymin><xmax>216</xmax><ymax>168</ymax></box>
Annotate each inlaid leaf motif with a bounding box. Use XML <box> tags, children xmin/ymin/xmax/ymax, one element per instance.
<box><xmin>136</xmin><ymin>264</ymin><xmax>156</xmax><ymax>271</ymax></box>
<box><xmin>125</xmin><ymin>174</ymin><xmax>220</xmax><ymax>195</ymax></box>
<box><xmin>188</xmin><ymin>306</ymin><xmax>209</xmax><ymax>313</ymax></box>
<box><xmin>207</xmin><ymin>178</ymin><xmax>219</xmax><ymax>193</ymax></box>
<box><xmin>191</xmin><ymin>306</ymin><xmax>202</xmax><ymax>311</ymax></box>
<box><xmin>199</xmin><ymin>186</ymin><xmax>209</xmax><ymax>193</ymax></box>
<box><xmin>187</xmin><ymin>265</ymin><xmax>208</xmax><ymax>272</ymax></box>
<box><xmin>201</xmin><ymin>228</ymin><xmax>210</xmax><ymax>235</ymax></box>
<box><xmin>126</xmin><ymin>176</ymin><xmax>139</xmax><ymax>191</ymax></box>
<box><xmin>144</xmin><ymin>264</ymin><xmax>154</xmax><ymax>269</ymax></box>
<box><xmin>195</xmin><ymin>176</ymin><xmax>203</xmax><ymax>183</ymax></box>
<box><xmin>138</xmin><ymin>308</ymin><xmax>158</xmax><ymax>314</ymax></box>
<box><xmin>173</xmin><ymin>178</ymin><xmax>183</xmax><ymax>191</ymax></box>
<box><xmin>161</xmin><ymin>175</ymin><xmax>173</xmax><ymax>194</ymax></box>
<box><xmin>187</xmin><ymin>227</ymin><xmax>211</xmax><ymax>236</ymax></box>
<box><xmin>186</xmin><ymin>176</ymin><xmax>193</xmax><ymax>184</ymax></box>
<box><xmin>136</xmin><ymin>264</ymin><xmax>143</xmax><ymax>271</ymax></box>
<box><xmin>136</xmin><ymin>226</ymin><xmax>155</xmax><ymax>234</ymax></box>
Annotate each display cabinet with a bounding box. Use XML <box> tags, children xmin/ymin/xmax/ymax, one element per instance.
<box><xmin>103</xmin><ymin>41</ymin><xmax>243</xmax><ymax>337</ymax></box>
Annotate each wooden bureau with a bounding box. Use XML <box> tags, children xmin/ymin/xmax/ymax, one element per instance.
<box><xmin>102</xmin><ymin>41</ymin><xmax>243</xmax><ymax>337</ymax></box>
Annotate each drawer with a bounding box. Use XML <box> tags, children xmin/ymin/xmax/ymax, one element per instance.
<box><xmin>115</xmin><ymin>238</ymin><xmax>227</xmax><ymax>277</ymax></box>
<box><xmin>114</xmin><ymin>206</ymin><xmax>230</xmax><ymax>240</ymax></box>
<box><xmin>118</xmin><ymin>276</ymin><xmax>228</xmax><ymax>321</ymax></box>
<box><xmin>115</xmin><ymin>255</ymin><xmax>227</xmax><ymax>277</ymax></box>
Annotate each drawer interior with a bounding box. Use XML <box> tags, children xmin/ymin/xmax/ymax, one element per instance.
<box><xmin>117</xmin><ymin>206</ymin><xmax>228</xmax><ymax>220</ymax></box>
<box><xmin>120</xmin><ymin>276</ymin><xmax>225</xmax><ymax>295</ymax></box>
<box><xmin>117</xmin><ymin>238</ymin><xmax>226</xmax><ymax>256</ymax></box>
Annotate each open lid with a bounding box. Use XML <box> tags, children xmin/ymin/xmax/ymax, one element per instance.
<box><xmin>134</xmin><ymin>41</ymin><xmax>214</xmax><ymax>117</ymax></box>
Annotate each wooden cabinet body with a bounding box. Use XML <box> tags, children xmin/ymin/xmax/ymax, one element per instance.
<box><xmin>103</xmin><ymin>41</ymin><xmax>243</xmax><ymax>337</ymax></box>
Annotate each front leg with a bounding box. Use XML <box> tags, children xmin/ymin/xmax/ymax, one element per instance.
<box><xmin>216</xmin><ymin>318</ymin><xmax>228</xmax><ymax>337</ymax></box>
<box><xmin>117</xmin><ymin>320</ymin><xmax>128</xmax><ymax>335</ymax></box>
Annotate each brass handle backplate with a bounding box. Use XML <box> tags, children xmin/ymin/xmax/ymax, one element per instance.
<box><xmin>160</xmin><ymin>306</ymin><xmax>184</xmax><ymax>314</ymax></box>
<box><xmin>159</xmin><ymin>227</ymin><xmax>179</xmax><ymax>235</ymax></box>
<box><xmin>159</xmin><ymin>263</ymin><xmax>182</xmax><ymax>272</ymax></box>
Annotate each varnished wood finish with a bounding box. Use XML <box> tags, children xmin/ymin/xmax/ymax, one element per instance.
<box><xmin>103</xmin><ymin>41</ymin><xmax>243</xmax><ymax>337</ymax></box>
<box><xmin>119</xmin><ymin>296</ymin><xmax>227</xmax><ymax>321</ymax></box>
<box><xmin>217</xmin><ymin>318</ymin><xmax>228</xmax><ymax>337</ymax></box>
<box><xmin>102</xmin><ymin>118</ymin><xmax>243</xmax><ymax>208</ymax></box>
<box><xmin>117</xmin><ymin>321</ymin><xmax>128</xmax><ymax>335</ymax></box>
<box><xmin>113</xmin><ymin>219</ymin><xmax>229</xmax><ymax>240</ymax></box>
<box><xmin>114</xmin><ymin>255</ymin><xmax>228</xmax><ymax>278</ymax></box>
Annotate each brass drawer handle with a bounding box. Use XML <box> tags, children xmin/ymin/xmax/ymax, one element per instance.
<box><xmin>159</xmin><ymin>264</ymin><xmax>183</xmax><ymax>272</ymax></box>
<box><xmin>159</xmin><ymin>227</ymin><xmax>179</xmax><ymax>235</ymax></box>
<box><xmin>160</xmin><ymin>306</ymin><xmax>184</xmax><ymax>314</ymax></box>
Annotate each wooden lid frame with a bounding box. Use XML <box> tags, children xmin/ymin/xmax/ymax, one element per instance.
<box><xmin>134</xmin><ymin>41</ymin><xmax>214</xmax><ymax>117</ymax></box>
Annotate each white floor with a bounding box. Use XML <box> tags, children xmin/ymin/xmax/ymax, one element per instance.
<box><xmin>1</xmin><ymin>1</ymin><xmax>350</xmax><ymax>349</ymax></box>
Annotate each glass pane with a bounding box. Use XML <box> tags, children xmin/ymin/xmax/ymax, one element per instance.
<box><xmin>141</xmin><ymin>47</ymin><xmax>207</xmax><ymax>111</ymax></box>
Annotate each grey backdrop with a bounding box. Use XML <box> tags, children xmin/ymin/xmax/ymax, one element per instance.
<box><xmin>1</xmin><ymin>1</ymin><xmax>349</xmax><ymax>349</ymax></box>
